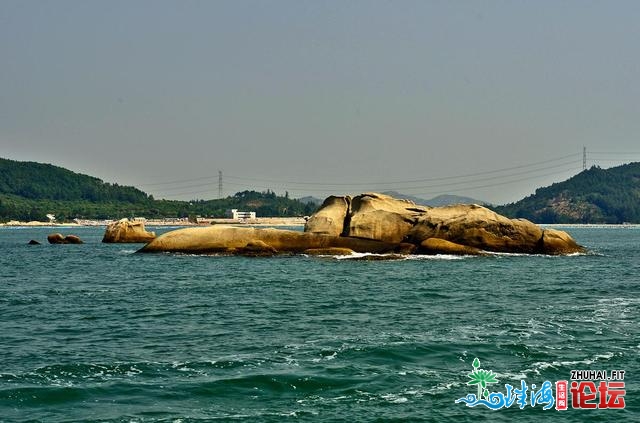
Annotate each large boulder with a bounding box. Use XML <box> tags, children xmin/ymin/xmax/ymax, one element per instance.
<box><xmin>102</xmin><ymin>219</ymin><xmax>156</xmax><ymax>243</ymax></box>
<box><xmin>304</xmin><ymin>195</ymin><xmax>351</xmax><ymax>236</ymax></box>
<box><xmin>540</xmin><ymin>228</ymin><xmax>583</xmax><ymax>255</ymax></box>
<box><xmin>346</xmin><ymin>193</ymin><xmax>428</xmax><ymax>243</ymax></box>
<box><xmin>407</xmin><ymin>204</ymin><xmax>546</xmax><ymax>254</ymax></box>
<box><xmin>138</xmin><ymin>226</ymin><xmax>400</xmax><ymax>255</ymax></box>
<box><xmin>305</xmin><ymin>192</ymin><xmax>429</xmax><ymax>243</ymax></box>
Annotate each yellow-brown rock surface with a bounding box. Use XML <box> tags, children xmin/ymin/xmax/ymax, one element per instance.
<box><xmin>138</xmin><ymin>226</ymin><xmax>399</xmax><ymax>254</ymax></box>
<box><xmin>102</xmin><ymin>219</ymin><xmax>156</xmax><ymax>243</ymax></box>
<box><xmin>540</xmin><ymin>228</ymin><xmax>583</xmax><ymax>255</ymax></box>
<box><xmin>304</xmin><ymin>196</ymin><xmax>351</xmax><ymax>236</ymax></box>
<box><xmin>419</xmin><ymin>238</ymin><xmax>483</xmax><ymax>255</ymax></box>
<box><xmin>346</xmin><ymin>193</ymin><xmax>428</xmax><ymax>243</ymax></box>
<box><xmin>408</xmin><ymin>204</ymin><xmax>546</xmax><ymax>253</ymax></box>
<box><xmin>138</xmin><ymin>193</ymin><xmax>584</xmax><ymax>256</ymax></box>
<box><xmin>304</xmin><ymin>193</ymin><xmax>583</xmax><ymax>255</ymax></box>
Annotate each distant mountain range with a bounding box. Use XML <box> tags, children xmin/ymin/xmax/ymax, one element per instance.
<box><xmin>381</xmin><ymin>191</ymin><xmax>487</xmax><ymax>207</ymax></box>
<box><xmin>297</xmin><ymin>192</ymin><xmax>486</xmax><ymax>207</ymax></box>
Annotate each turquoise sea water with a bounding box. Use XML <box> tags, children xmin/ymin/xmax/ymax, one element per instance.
<box><xmin>1</xmin><ymin>226</ymin><xmax>638</xmax><ymax>422</ymax></box>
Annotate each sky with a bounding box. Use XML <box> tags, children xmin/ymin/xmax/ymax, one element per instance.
<box><xmin>2</xmin><ymin>0</ymin><xmax>640</xmax><ymax>205</ymax></box>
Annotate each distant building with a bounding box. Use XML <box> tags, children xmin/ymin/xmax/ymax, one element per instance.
<box><xmin>227</xmin><ymin>209</ymin><xmax>256</xmax><ymax>220</ymax></box>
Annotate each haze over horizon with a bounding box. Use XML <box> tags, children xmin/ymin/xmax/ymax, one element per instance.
<box><xmin>2</xmin><ymin>1</ymin><xmax>640</xmax><ymax>204</ymax></box>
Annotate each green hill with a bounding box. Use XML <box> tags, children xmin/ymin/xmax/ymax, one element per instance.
<box><xmin>0</xmin><ymin>158</ymin><xmax>317</xmax><ymax>222</ymax></box>
<box><xmin>0</xmin><ymin>158</ymin><xmax>150</xmax><ymax>203</ymax></box>
<box><xmin>493</xmin><ymin>162</ymin><xmax>640</xmax><ymax>223</ymax></box>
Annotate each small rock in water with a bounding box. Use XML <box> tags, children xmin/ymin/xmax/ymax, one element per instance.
<box><xmin>47</xmin><ymin>233</ymin><xmax>65</xmax><ymax>244</ymax></box>
<box><xmin>27</xmin><ymin>239</ymin><xmax>41</xmax><ymax>245</ymax></box>
<box><xmin>47</xmin><ymin>233</ymin><xmax>83</xmax><ymax>244</ymax></box>
<box><xmin>64</xmin><ymin>235</ymin><xmax>83</xmax><ymax>244</ymax></box>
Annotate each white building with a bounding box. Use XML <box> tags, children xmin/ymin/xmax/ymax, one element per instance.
<box><xmin>227</xmin><ymin>209</ymin><xmax>256</xmax><ymax>220</ymax></box>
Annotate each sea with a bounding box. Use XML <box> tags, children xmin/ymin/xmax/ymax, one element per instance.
<box><xmin>0</xmin><ymin>225</ymin><xmax>638</xmax><ymax>422</ymax></box>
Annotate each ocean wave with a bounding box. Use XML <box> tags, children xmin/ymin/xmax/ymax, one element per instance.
<box><xmin>333</xmin><ymin>252</ymin><xmax>470</xmax><ymax>261</ymax></box>
<box><xmin>522</xmin><ymin>351</ymin><xmax>618</xmax><ymax>376</ymax></box>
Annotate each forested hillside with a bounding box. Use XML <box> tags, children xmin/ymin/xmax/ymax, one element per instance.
<box><xmin>0</xmin><ymin>158</ymin><xmax>150</xmax><ymax>203</ymax></box>
<box><xmin>0</xmin><ymin>158</ymin><xmax>317</xmax><ymax>221</ymax></box>
<box><xmin>494</xmin><ymin>163</ymin><xmax>640</xmax><ymax>223</ymax></box>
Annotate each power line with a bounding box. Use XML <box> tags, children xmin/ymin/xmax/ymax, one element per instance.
<box><xmin>153</xmin><ymin>158</ymin><xmax>580</xmax><ymax>195</ymax></box>
<box><xmin>589</xmin><ymin>151</ymin><xmax>640</xmax><ymax>155</ymax></box>
<box><xmin>154</xmin><ymin>161</ymin><xmax>582</xmax><ymax>198</ymax></box>
<box><xmin>409</xmin><ymin>166</ymin><xmax>584</xmax><ymax>199</ymax></box>
<box><xmin>143</xmin><ymin>150</ymin><xmax>640</xmax><ymax>200</ymax></box>
<box><xmin>223</xmin><ymin>153</ymin><xmax>579</xmax><ymax>186</ymax></box>
<box><xmin>139</xmin><ymin>152</ymin><xmax>579</xmax><ymax>189</ymax></box>
<box><xmin>369</xmin><ymin>160</ymin><xmax>581</xmax><ymax>193</ymax></box>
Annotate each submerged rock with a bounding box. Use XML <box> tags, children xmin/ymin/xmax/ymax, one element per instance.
<box><xmin>28</xmin><ymin>239</ymin><xmax>41</xmax><ymax>245</ymax></box>
<box><xmin>63</xmin><ymin>235</ymin><xmax>83</xmax><ymax>244</ymax></box>
<box><xmin>419</xmin><ymin>238</ymin><xmax>483</xmax><ymax>256</ymax></box>
<box><xmin>47</xmin><ymin>233</ymin><xmax>65</xmax><ymax>244</ymax></box>
<box><xmin>234</xmin><ymin>240</ymin><xmax>279</xmax><ymax>257</ymax></box>
<box><xmin>303</xmin><ymin>247</ymin><xmax>356</xmax><ymax>256</ymax></box>
<box><xmin>47</xmin><ymin>233</ymin><xmax>83</xmax><ymax>244</ymax></box>
<box><xmin>102</xmin><ymin>219</ymin><xmax>156</xmax><ymax>243</ymax></box>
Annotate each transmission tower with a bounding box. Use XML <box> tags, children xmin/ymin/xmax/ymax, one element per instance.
<box><xmin>218</xmin><ymin>170</ymin><xmax>223</xmax><ymax>199</ymax></box>
<box><xmin>583</xmin><ymin>146</ymin><xmax>587</xmax><ymax>170</ymax></box>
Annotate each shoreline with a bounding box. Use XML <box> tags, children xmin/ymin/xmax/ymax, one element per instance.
<box><xmin>0</xmin><ymin>217</ymin><xmax>307</xmax><ymax>228</ymax></box>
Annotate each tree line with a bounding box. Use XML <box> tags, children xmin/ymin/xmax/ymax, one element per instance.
<box><xmin>0</xmin><ymin>159</ymin><xmax>318</xmax><ymax>221</ymax></box>
<box><xmin>493</xmin><ymin>163</ymin><xmax>640</xmax><ymax>223</ymax></box>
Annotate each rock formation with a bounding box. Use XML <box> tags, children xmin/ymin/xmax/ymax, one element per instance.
<box><xmin>63</xmin><ymin>235</ymin><xmax>83</xmax><ymax>244</ymax></box>
<box><xmin>47</xmin><ymin>233</ymin><xmax>83</xmax><ymax>244</ymax></box>
<box><xmin>138</xmin><ymin>192</ymin><xmax>584</xmax><ymax>256</ymax></box>
<box><xmin>306</xmin><ymin>192</ymin><xmax>583</xmax><ymax>255</ymax></box>
<box><xmin>419</xmin><ymin>238</ymin><xmax>483</xmax><ymax>256</ymax></box>
<box><xmin>540</xmin><ymin>228</ymin><xmax>583</xmax><ymax>255</ymax></box>
<box><xmin>304</xmin><ymin>196</ymin><xmax>350</xmax><ymax>237</ymax></box>
<box><xmin>138</xmin><ymin>226</ymin><xmax>401</xmax><ymax>255</ymax></box>
<box><xmin>102</xmin><ymin>219</ymin><xmax>156</xmax><ymax>243</ymax></box>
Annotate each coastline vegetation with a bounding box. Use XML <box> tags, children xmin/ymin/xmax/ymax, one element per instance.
<box><xmin>2</xmin><ymin>158</ymin><xmax>640</xmax><ymax>223</ymax></box>
<box><xmin>493</xmin><ymin>163</ymin><xmax>640</xmax><ymax>224</ymax></box>
<box><xmin>0</xmin><ymin>158</ymin><xmax>316</xmax><ymax>222</ymax></box>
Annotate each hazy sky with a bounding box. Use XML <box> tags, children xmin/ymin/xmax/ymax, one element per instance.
<box><xmin>2</xmin><ymin>0</ymin><xmax>639</xmax><ymax>204</ymax></box>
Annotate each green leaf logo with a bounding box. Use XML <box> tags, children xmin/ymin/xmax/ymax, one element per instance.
<box><xmin>466</xmin><ymin>358</ymin><xmax>499</xmax><ymax>400</ymax></box>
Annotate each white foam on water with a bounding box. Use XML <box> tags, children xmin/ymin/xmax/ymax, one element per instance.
<box><xmin>524</xmin><ymin>352</ymin><xmax>616</xmax><ymax>375</ymax></box>
<box><xmin>328</xmin><ymin>252</ymin><xmax>472</xmax><ymax>260</ymax></box>
<box><xmin>381</xmin><ymin>393</ymin><xmax>409</xmax><ymax>403</ymax></box>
